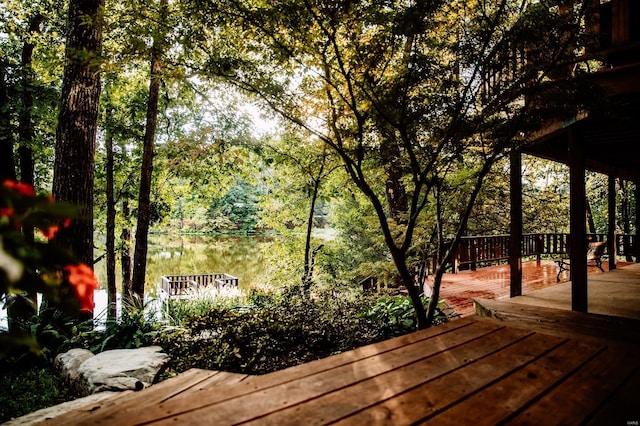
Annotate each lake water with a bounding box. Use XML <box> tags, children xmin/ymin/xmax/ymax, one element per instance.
<box><xmin>1</xmin><ymin>234</ymin><xmax>281</xmax><ymax>329</ymax></box>
<box><xmin>94</xmin><ymin>233</ymin><xmax>280</xmax><ymax>297</ymax></box>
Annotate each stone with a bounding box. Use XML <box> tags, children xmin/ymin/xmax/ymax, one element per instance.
<box><xmin>54</xmin><ymin>348</ymin><xmax>95</xmax><ymax>382</ymax></box>
<box><xmin>56</xmin><ymin>346</ymin><xmax>170</xmax><ymax>396</ymax></box>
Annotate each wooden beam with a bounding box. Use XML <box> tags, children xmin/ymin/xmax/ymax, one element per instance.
<box><xmin>608</xmin><ymin>175</ymin><xmax>617</xmax><ymax>270</ymax></box>
<box><xmin>509</xmin><ymin>149</ymin><xmax>523</xmax><ymax>297</ymax></box>
<box><xmin>611</xmin><ymin>0</ymin><xmax>630</xmax><ymax>47</ymax></box>
<box><xmin>568</xmin><ymin>128</ymin><xmax>588</xmax><ymax>312</ymax></box>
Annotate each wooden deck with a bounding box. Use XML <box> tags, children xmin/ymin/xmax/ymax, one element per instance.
<box><xmin>436</xmin><ymin>259</ymin><xmax>630</xmax><ymax>317</ymax></box>
<box><xmin>39</xmin><ymin>263</ymin><xmax>640</xmax><ymax>425</ymax></box>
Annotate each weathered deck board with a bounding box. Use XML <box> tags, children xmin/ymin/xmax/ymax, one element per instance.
<box><xmin>328</xmin><ymin>333</ymin><xmax>571</xmax><ymax>425</ymax></box>
<box><xmin>48</xmin><ymin>369</ymin><xmax>249</xmax><ymax>426</ymax></box>
<box><xmin>505</xmin><ymin>345</ymin><xmax>640</xmax><ymax>425</ymax></box>
<box><xmin>587</xmin><ymin>367</ymin><xmax>640</xmax><ymax>425</ymax></box>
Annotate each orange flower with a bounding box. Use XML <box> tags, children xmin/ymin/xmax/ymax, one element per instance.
<box><xmin>3</xmin><ymin>179</ymin><xmax>35</xmax><ymax>197</ymax></box>
<box><xmin>40</xmin><ymin>225</ymin><xmax>60</xmax><ymax>240</ymax></box>
<box><xmin>39</xmin><ymin>218</ymin><xmax>71</xmax><ymax>240</ymax></box>
<box><xmin>0</xmin><ymin>207</ymin><xmax>14</xmax><ymax>217</ymax></box>
<box><xmin>64</xmin><ymin>263</ymin><xmax>100</xmax><ymax>312</ymax></box>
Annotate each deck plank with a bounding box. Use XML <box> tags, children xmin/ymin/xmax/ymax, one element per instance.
<box><xmin>586</xmin><ymin>367</ymin><xmax>640</xmax><ymax>425</ymax></box>
<box><xmin>42</xmin><ymin>369</ymin><xmax>245</xmax><ymax>426</ymax></box>
<box><xmin>474</xmin><ymin>297</ymin><xmax>640</xmax><ymax>343</ymax></box>
<box><xmin>257</xmin><ymin>331</ymin><xmax>565</xmax><ymax>426</ymax></box>
<box><xmin>505</xmin><ymin>344</ymin><xmax>640</xmax><ymax>425</ymax></box>
<box><xmin>427</xmin><ymin>339</ymin><xmax>609</xmax><ymax>425</ymax></box>
<box><xmin>240</xmin><ymin>326</ymin><xmax>540</xmax><ymax>425</ymax></box>
<box><xmin>335</xmin><ymin>337</ymin><xmax>599</xmax><ymax>425</ymax></box>
<box><xmin>81</xmin><ymin>319</ymin><xmax>490</xmax><ymax>424</ymax></box>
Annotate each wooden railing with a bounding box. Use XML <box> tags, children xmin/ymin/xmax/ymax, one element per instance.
<box><xmin>449</xmin><ymin>232</ymin><xmax>636</xmax><ymax>273</ymax></box>
<box><xmin>617</xmin><ymin>233</ymin><xmax>637</xmax><ymax>260</ymax></box>
<box><xmin>161</xmin><ymin>273</ymin><xmax>239</xmax><ymax>297</ymax></box>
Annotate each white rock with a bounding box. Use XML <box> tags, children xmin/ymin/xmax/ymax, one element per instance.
<box><xmin>57</xmin><ymin>346</ymin><xmax>170</xmax><ymax>396</ymax></box>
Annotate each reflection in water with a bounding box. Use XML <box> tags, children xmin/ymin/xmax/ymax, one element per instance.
<box><xmin>95</xmin><ymin>234</ymin><xmax>280</xmax><ymax>297</ymax></box>
<box><xmin>1</xmin><ymin>235</ymin><xmax>282</xmax><ymax>329</ymax></box>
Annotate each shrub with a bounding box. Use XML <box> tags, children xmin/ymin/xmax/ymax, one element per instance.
<box><xmin>154</xmin><ymin>287</ymin><xmax>458</xmax><ymax>376</ymax></box>
<box><xmin>0</xmin><ymin>364</ymin><xmax>75</xmax><ymax>423</ymax></box>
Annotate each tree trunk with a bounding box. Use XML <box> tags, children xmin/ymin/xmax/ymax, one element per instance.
<box><xmin>52</xmin><ymin>0</ymin><xmax>103</xmax><ymax>271</ymax></box>
<box><xmin>121</xmin><ymin>199</ymin><xmax>133</xmax><ymax>301</ymax></box>
<box><xmin>105</xmin><ymin>106</ymin><xmax>117</xmax><ymax>321</ymax></box>
<box><xmin>0</xmin><ymin>64</ymin><xmax>16</xmax><ymax>180</ymax></box>
<box><xmin>7</xmin><ymin>14</ymin><xmax>44</xmax><ymax>331</ymax></box>
<box><xmin>380</xmin><ymin>132</ymin><xmax>408</xmax><ymax>224</ymax></box>
<box><xmin>131</xmin><ymin>0</ymin><xmax>167</xmax><ymax>299</ymax></box>
<box><xmin>302</xmin><ymin>166</ymin><xmax>324</xmax><ymax>294</ymax></box>
<box><xmin>586</xmin><ymin>195</ymin><xmax>596</xmax><ymax>235</ymax></box>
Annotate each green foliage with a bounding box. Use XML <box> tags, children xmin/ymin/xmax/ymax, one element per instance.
<box><xmin>0</xmin><ymin>364</ymin><xmax>75</xmax><ymax>423</ymax></box>
<box><xmin>63</xmin><ymin>297</ymin><xmax>167</xmax><ymax>354</ymax></box>
<box><xmin>245</xmin><ymin>284</ymin><xmax>278</xmax><ymax>308</ymax></box>
<box><xmin>207</xmin><ymin>179</ymin><xmax>265</xmax><ymax>232</ymax></box>
<box><xmin>165</xmin><ymin>287</ymin><xmax>248</xmax><ymax>325</ymax></box>
<box><xmin>155</xmin><ymin>287</ymin><xmax>458</xmax><ymax>375</ymax></box>
<box><xmin>360</xmin><ymin>296</ymin><xmax>454</xmax><ymax>335</ymax></box>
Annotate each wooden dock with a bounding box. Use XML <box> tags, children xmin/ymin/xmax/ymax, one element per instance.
<box><xmin>39</xmin><ymin>264</ymin><xmax>640</xmax><ymax>425</ymax></box>
<box><xmin>159</xmin><ymin>273</ymin><xmax>238</xmax><ymax>298</ymax></box>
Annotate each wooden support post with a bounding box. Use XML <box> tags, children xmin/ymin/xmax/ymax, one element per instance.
<box><xmin>636</xmin><ymin>180</ymin><xmax>640</xmax><ymax>262</ymax></box>
<box><xmin>569</xmin><ymin>128</ymin><xmax>588</xmax><ymax>312</ymax></box>
<box><xmin>509</xmin><ymin>149</ymin><xmax>523</xmax><ymax>298</ymax></box>
<box><xmin>608</xmin><ymin>175</ymin><xmax>617</xmax><ymax>270</ymax></box>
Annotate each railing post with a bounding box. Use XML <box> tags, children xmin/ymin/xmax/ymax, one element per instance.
<box><xmin>470</xmin><ymin>238</ymin><xmax>477</xmax><ymax>271</ymax></box>
<box><xmin>536</xmin><ymin>234</ymin><xmax>543</xmax><ymax>266</ymax></box>
<box><xmin>608</xmin><ymin>175</ymin><xmax>617</xmax><ymax>270</ymax></box>
<box><xmin>509</xmin><ymin>149</ymin><xmax>523</xmax><ymax>297</ymax></box>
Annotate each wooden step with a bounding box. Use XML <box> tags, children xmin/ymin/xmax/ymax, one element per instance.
<box><xmin>473</xmin><ymin>297</ymin><xmax>640</xmax><ymax>344</ymax></box>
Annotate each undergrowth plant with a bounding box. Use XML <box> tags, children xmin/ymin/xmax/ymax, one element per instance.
<box><xmin>153</xmin><ymin>287</ymin><xmax>459</xmax><ymax>376</ymax></box>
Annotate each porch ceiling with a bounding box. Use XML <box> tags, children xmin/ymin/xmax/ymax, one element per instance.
<box><xmin>522</xmin><ymin>117</ymin><xmax>640</xmax><ymax>182</ymax></box>
<box><xmin>522</xmin><ymin>90</ymin><xmax>640</xmax><ymax>182</ymax></box>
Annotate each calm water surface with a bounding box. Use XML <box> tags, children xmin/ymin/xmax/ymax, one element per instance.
<box><xmin>1</xmin><ymin>234</ymin><xmax>280</xmax><ymax>328</ymax></box>
<box><xmin>95</xmin><ymin>234</ymin><xmax>280</xmax><ymax>297</ymax></box>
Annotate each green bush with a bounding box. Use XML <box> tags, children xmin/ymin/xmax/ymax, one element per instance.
<box><xmin>154</xmin><ymin>288</ymin><xmax>458</xmax><ymax>375</ymax></box>
<box><xmin>0</xmin><ymin>365</ymin><xmax>76</xmax><ymax>423</ymax></box>
<box><xmin>360</xmin><ymin>295</ymin><xmax>456</xmax><ymax>336</ymax></box>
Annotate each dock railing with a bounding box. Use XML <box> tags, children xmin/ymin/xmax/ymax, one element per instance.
<box><xmin>160</xmin><ymin>273</ymin><xmax>239</xmax><ymax>297</ymax></box>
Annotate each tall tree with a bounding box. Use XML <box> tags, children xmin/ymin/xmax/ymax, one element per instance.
<box><xmin>0</xmin><ymin>63</ymin><xmax>16</xmax><ymax>181</ymax></box>
<box><xmin>104</xmin><ymin>101</ymin><xmax>117</xmax><ymax>321</ymax></box>
<box><xmin>190</xmin><ymin>0</ymin><xmax>600</xmax><ymax>328</ymax></box>
<box><xmin>131</xmin><ymin>0</ymin><xmax>169</xmax><ymax>300</ymax></box>
<box><xmin>52</xmin><ymin>0</ymin><xmax>104</xmax><ymax>283</ymax></box>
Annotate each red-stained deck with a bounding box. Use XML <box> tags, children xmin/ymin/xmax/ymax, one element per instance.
<box><xmin>435</xmin><ymin>259</ymin><xmax>630</xmax><ymax>317</ymax></box>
